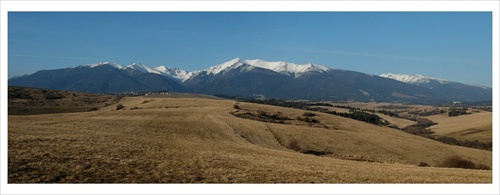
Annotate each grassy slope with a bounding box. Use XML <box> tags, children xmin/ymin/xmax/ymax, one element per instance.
<box><xmin>8</xmin><ymin>97</ymin><xmax>491</xmax><ymax>183</ymax></box>
<box><xmin>8</xmin><ymin>86</ymin><xmax>120</xmax><ymax>115</ymax></box>
<box><xmin>331</xmin><ymin>101</ymin><xmax>492</xmax><ymax>143</ymax></box>
<box><xmin>425</xmin><ymin>111</ymin><xmax>492</xmax><ymax>142</ymax></box>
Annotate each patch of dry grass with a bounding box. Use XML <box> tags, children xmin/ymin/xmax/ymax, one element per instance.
<box><xmin>440</xmin><ymin>125</ymin><xmax>492</xmax><ymax>143</ymax></box>
<box><xmin>425</xmin><ymin>112</ymin><xmax>492</xmax><ymax>142</ymax></box>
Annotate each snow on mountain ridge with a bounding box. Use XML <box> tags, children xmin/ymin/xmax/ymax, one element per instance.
<box><xmin>380</xmin><ymin>73</ymin><xmax>448</xmax><ymax>85</ymax></box>
<box><xmin>205</xmin><ymin>58</ymin><xmax>246</xmax><ymax>75</ymax></box>
<box><xmin>127</xmin><ymin>63</ymin><xmax>163</xmax><ymax>75</ymax></box>
<box><xmin>72</xmin><ymin>58</ymin><xmax>334</xmax><ymax>82</ymax></box>
<box><xmin>154</xmin><ymin>66</ymin><xmax>197</xmax><ymax>82</ymax></box>
<box><xmin>74</xmin><ymin>61</ymin><xmax>196</xmax><ymax>82</ymax></box>
<box><xmin>204</xmin><ymin>58</ymin><xmax>333</xmax><ymax>77</ymax></box>
<box><xmin>76</xmin><ymin>62</ymin><xmax>126</xmax><ymax>70</ymax></box>
<box><xmin>244</xmin><ymin>59</ymin><xmax>331</xmax><ymax>76</ymax></box>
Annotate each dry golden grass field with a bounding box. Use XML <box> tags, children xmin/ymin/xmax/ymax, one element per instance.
<box><xmin>8</xmin><ymin>92</ymin><xmax>492</xmax><ymax>183</ymax></box>
<box><xmin>424</xmin><ymin>111</ymin><xmax>492</xmax><ymax>142</ymax></box>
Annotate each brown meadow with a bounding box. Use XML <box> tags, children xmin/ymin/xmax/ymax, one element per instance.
<box><xmin>8</xmin><ymin>93</ymin><xmax>492</xmax><ymax>183</ymax></box>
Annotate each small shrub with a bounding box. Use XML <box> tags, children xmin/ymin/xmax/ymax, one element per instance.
<box><xmin>439</xmin><ymin>156</ymin><xmax>476</xmax><ymax>169</ymax></box>
<box><xmin>297</xmin><ymin>116</ymin><xmax>320</xmax><ymax>123</ymax></box>
<box><xmin>417</xmin><ymin>162</ymin><xmax>430</xmax><ymax>167</ymax></box>
<box><xmin>288</xmin><ymin>139</ymin><xmax>301</xmax><ymax>152</ymax></box>
<box><xmin>233</xmin><ymin>104</ymin><xmax>240</xmax><ymax>109</ymax></box>
<box><xmin>302</xmin><ymin>112</ymin><xmax>316</xmax><ymax>117</ymax></box>
<box><xmin>44</xmin><ymin>91</ymin><xmax>64</xmax><ymax>100</ymax></box>
<box><xmin>302</xmin><ymin>150</ymin><xmax>331</xmax><ymax>156</ymax></box>
<box><xmin>257</xmin><ymin>110</ymin><xmax>267</xmax><ymax>117</ymax></box>
<box><xmin>116</xmin><ymin>104</ymin><xmax>124</xmax><ymax>110</ymax></box>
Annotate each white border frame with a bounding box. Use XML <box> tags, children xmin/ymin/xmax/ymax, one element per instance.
<box><xmin>1</xmin><ymin>1</ymin><xmax>499</xmax><ymax>195</ymax></box>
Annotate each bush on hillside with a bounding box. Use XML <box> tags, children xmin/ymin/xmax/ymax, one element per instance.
<box><xmin>116</xmin><ymin>104</ymin><xmax>124</xmax><ymax>110</ymax></box>
<box><xmin>44</xmin><ymin>91</ymin><xmax>64</xmax><ymax>100</ymax></box>
<box><xmin>257</xmin><ymin>110</ymin><xmax>267</xmax><ymax>117</ymax></box>
<box><xmin>417</xmin><ymin>162</ymin><xmax>430</xmax><ymax>167</ymax></box>
<box><xmin>448</xmin><ymin>107</ymin><xmax>469</xmax><ymax>117</ymax></box>
<box><xmin>296</xmin><ymin>116</ymin><xmax>320</xmax><ymax>123</ymax></box>
<box><xmin>416</xmin><ymin>118</ymin><xmax>437</xmax><ymax>127</ymax></box>
<box><xmin>439</xmin><ymin>156</ymin><xmax>475</xmax><ymax>169</ymax></box>
<box><xmin>288</xmin><ymin>139</ymin><xmax>301</xmax><ymax>152</ymax></box>
<box><xmin>438</xmin><ymin>156</ymin><xmax>490</xmax><ymax>170</ymax></box>
<box><xmin>302</xmin><ymin>112</ymin><xmax>316</xmax><ymax>117</ymax></box>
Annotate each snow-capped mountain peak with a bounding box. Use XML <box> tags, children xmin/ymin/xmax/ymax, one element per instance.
<box><xmin>244</xmin><ymin>59</ymin><xmax>331</xmax><ymax>77</ymax></box>
<box><xmin>126</xmin><ymin>63</ymin><xmax>163</xmax><ymax>75</ymax></box>
<box><xmin>154</xmin><ymin>65</ymin><xmax>173</xmax><ymax>74</ymax></box>
<box><xmin>380</xmin><ymin>73</ymin><xmax>448</xmax><ymax>85</ymax></box>
<box><xmin>76</xmin><ymin>62</ymin><xmax>197</xmax><ymax>82</ymax></box>
<box><xmin>204</xmin><ymin>58</ymin><xmax>332</xmax><ymax>77</ymax></box>
<box><xmin>154</xmin><ymin>66</ymin><xmax>195</xmax><ymax>82</ymax></box>
<box><xmin>75</xmin><ymin>62</ymin><xmax>126</xmax><ymax>70</ymax></box>
<box><xmin>205</xmin><ymin>58</ymin><xmax>246</xmax><ymax>75</ymax></box>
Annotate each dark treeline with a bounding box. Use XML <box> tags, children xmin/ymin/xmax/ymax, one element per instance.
<box><xmin>408</xmin><ymin>109</ymin><xmax>447</xmax><ymax>116</ymax></box>
<box><xmin>330</xmin><ymin>104</ymin><xmax>399</xmax><ymax>118</ymax></box>
<box><xmin>330</xmin><ymin>110</ymin><xmax>388</xmax><ymax>125</ymax></box>
<box><xmin>448</xmin><ymin>107</ymin><xmax>469</xmax><ymax>117</ymax></box>
<box><xmin>401</xmin><ymin>118</ymin><xmax>437</xmax><ymax>135</ymax></box>
<box><xmin>220</xmin><ymin>96</ymin><xmax>388</xmax><ymax>126</ymax></box>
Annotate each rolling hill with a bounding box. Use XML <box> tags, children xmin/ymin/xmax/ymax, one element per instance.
<box><xmin>8</xmin><ymin>89</ymin><xmax>492</xmax><ymax>183</ymax></box>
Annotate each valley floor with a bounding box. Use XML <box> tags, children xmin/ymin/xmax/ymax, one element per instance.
<box><xmin>8</xmin><ymin>97</ymin><xmax>492</xmax><ymax>183</ymax></box>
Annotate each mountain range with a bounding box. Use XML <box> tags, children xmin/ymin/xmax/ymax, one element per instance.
<box><xmin>8</xmin><ymin>58</ymin><xmax>492</xmax><ymax>104</ymax></box>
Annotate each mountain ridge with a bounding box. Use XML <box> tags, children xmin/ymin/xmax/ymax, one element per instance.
<box><xmin>65</xmin><ymin>59</ymin><xmax>486</xmax><ymax>88</ymax></box>
<box><xmin>8</xmin><ymin>58</ymin><xmax>492</xmax><ymax>104</ymax></box>
<box><xmin>380</xmin><ymin>73</ymin><xmax>449</xmax><ymax>85</ymax></box>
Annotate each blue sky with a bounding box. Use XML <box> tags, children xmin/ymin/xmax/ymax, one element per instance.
<box><xmin>8</xmin><ymin>12</ymin><xmax>492</xmax><ymax>87</ymax></box>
